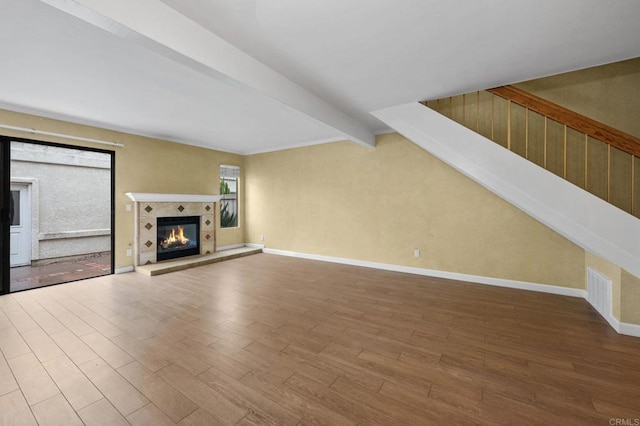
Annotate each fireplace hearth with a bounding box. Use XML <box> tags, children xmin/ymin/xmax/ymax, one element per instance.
<box><xmin>157</xmin><ymin>216</ymin><xmax>200</xmax><ymax>261</ymax></box>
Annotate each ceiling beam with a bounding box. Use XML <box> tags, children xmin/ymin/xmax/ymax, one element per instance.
<box><xmin>40</xmin><ymin>0</ymin><xmax>375</xmax><ymax>148</ymax></box>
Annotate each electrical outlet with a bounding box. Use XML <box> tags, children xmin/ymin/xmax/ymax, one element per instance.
<box><xmin>414</xmin><ymin>249</ymin><xmax>420</xmax><ymax>258</ymax></box>
<box><xmin>125</xmin><ymin>203</ymin><xmax>132</xmax><ymax>212</ymax></box>
<box><xmin>260</xmin><ymin>235</ymin><xmax>265</xmax><ymax>241</ymax></box>
<box><xmin>126</xmin><ymin>248</ymin><xmax>132</xmax><ymax>257</ymax></box>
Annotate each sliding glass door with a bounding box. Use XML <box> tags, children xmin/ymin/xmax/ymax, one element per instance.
<box><xmin>0</xmin><ymin>136</ymin><xmax>114</xmax><ymax>294</ymax></box>
<box><xmin>0</xmin><ymin>139</ymin><xmax>9</xmax><ymax>294</ymax></box>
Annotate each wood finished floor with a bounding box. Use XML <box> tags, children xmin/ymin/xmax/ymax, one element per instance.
<box><xmin>1</xmin><ymin>253</ymin><xmax>639</xmax><ymax>425</ymax></box>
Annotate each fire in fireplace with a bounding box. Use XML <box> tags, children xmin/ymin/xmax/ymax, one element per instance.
<box><xmin>157</xmin><ymin>216</ymin><xmax>200</xmax><ymax>261</ymax></box>
<box><xmin>160</xmin><ymin>226</ymin><xmax>190</xmax><ymax>250</ymax></box>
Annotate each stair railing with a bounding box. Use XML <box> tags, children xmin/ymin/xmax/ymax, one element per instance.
<box><xmin>423</xmin><ymin>86</ymin><xmax>640</xmax><ymax>218</ymax></box>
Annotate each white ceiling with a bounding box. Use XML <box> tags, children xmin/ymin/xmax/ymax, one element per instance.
<box><xmin>1</xmin><ymin>0</ymin><xmax>639</xmax><ymax>154</ymax></box>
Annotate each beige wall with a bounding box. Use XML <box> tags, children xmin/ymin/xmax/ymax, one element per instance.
<box><xmin>2</xmin><ymin>108</ymin><xmax>637</xmax><ymax>325</ymax></box>
<box><xmin>1</xmin><ymin>109</ymin><xmax>245</xmax><ymax>269</ymax></box>
<box><xmin>515</xmin><ymin>57</ymin><xmax>640</xmax><ymax>139</ymax></box>
<box><xmin>2</xmin><ymin>60</ymin><xmax>638</xmax><ymax>325</ymax></box>
<box><xmin>245</xmin><ymin>133</ymin><xmax>585</xmax><ymax>288</ymax></box>
<box><xmin>621</xmin><ymin>270</ymin><xmax>640</xmax><ymax>324</ymax></box>
<box><xmin>2</xmin><ymin>108</ymin><xmax>589</xmax><ymax>289</ymax></box>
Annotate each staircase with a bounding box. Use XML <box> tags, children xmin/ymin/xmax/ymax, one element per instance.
<box><xmin>371</xmin><ymin>93</ymin><xmax>640</xmax><ymax>278</ymax></box>
<box><xmin>423</xmin><ymin>86</ymin><xmax>640</xmax><ymax>219</ymax></box>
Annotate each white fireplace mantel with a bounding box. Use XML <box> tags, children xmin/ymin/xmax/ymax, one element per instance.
<box><xmin>126</xmin><ymin>192</ymin><xmax>223</xmax><ymax>203</ymax></box>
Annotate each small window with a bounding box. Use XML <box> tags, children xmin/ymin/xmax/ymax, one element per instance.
<box><xmin>10</xmin><ymin>190</ymin><xmax>20</xmax><ymax>226</ymax></box>
<box><xmin>220</xmin><ymin>165</ymin><xmax>239</xmax><ymax>228</ymax></box>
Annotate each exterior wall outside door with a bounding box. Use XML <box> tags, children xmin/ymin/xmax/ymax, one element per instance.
<box><xmin>10</xmin><ymin>183</ymin><xmax>31</xmax><ymax>266</ymax></box>
<box><xmin>10</xmin><ymin>142</ymin><xmax>111</xmax><ymax>263</ymax></box>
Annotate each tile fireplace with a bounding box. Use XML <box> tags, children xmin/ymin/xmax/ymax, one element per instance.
<box><xmin>126</xmin><ymin>193</ymin><xmax>222</xmax><ymax>266</ymax></box>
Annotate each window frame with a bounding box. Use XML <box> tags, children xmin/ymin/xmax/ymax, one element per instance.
<box><xmin>219</xmin><ymin>165</ymin><xmax>239</xmax><ymax>229</ymax></box>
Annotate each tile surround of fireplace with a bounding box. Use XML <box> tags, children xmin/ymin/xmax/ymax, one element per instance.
<box><xmin>126</xmin><ymin>193</ymin><xmax>221</xmax><ymax>266</ymax></box>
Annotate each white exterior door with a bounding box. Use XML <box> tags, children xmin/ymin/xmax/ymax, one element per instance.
<box><xmin>10</xmin><ymin>184</ymin><xmax>31</xmax><ymax>267</ymax></box>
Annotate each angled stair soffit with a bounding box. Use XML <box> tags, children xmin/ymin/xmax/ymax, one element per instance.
<box><xmin>40</xmin><ymin>0</ymin><xmax>375</xmax><ymax>148</ymax></box>
<box><xmin>372</xmin><ymin>103</ymin><xmax>640</xmax><ymax>278</ymax></box>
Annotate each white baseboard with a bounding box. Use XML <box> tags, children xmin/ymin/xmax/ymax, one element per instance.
<box><xmin>600</xmin><ymin>302</ymin><xmax>640</xmax><ymax>338</ymax></box>
<box><xmin>618</xmin><ymin>321</ymin><xmax>640</xmax><ymax>338</ymax></box>
<box><xmin>263</xmin><ymin>248</ymin><xmax>586</xmax><ymax>298</ymax></box>
<box><xmin>586</xmin><ymin>269</ymin><xmax>640</xmax><ymax>338</ymax></box>
<box><xmin>114</xmin><ymin>266</ymin><xmax>134</xmax><ymax>274</ymax></box>
<box><xmin>263</xmin><ymin>247</ymin><xmax>640</xmax><ymax>338</ymax></box>
<box><xmin>245</xmin><ymin>243</ymin><xmax>265</xmax><ymax>249</ymax></box>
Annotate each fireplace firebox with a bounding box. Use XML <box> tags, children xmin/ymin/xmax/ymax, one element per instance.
<box><xmin>157</xmin><ymin>216</ymin><xmax>200</xmax><ymax>261</ymax></box>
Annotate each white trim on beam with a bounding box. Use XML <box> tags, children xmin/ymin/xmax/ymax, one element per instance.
<box><xmin>41</xmin><ymin>0</ymin><xmax>375</xmax><ymax>148</ymax></box>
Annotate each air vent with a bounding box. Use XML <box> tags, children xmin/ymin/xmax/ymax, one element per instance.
<box><xmin>586</xmin><ymin>267</ymin><xmax>612</xmax><ymax>319</ymax></box>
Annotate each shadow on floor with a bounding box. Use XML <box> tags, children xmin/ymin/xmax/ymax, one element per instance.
<box><xmin>10</xmin><ymin>252</ymin><xmax>112</xmax><ymax>292</ymax></box>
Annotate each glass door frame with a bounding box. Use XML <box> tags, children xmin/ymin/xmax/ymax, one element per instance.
<box><xmin>0</xmin><ymin>137</ymin><xmax>9</xmax><ymax>294</ymax></box>
<box><xmin>0</xmin><ymin>135</ymin><xmax>115</xmax><ymax>295</ymax></box>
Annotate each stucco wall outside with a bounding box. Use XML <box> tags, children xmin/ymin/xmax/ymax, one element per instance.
<box><xmin>11</xmin><ymin>142</ymin><xmax>111</xmax><ymax>261</ymax></box>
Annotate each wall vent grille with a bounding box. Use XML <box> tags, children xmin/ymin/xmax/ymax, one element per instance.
<box><xmin>587</xmin><ymin>267</ymin><xmax>612</xmax><ymax>319</ymax></box>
